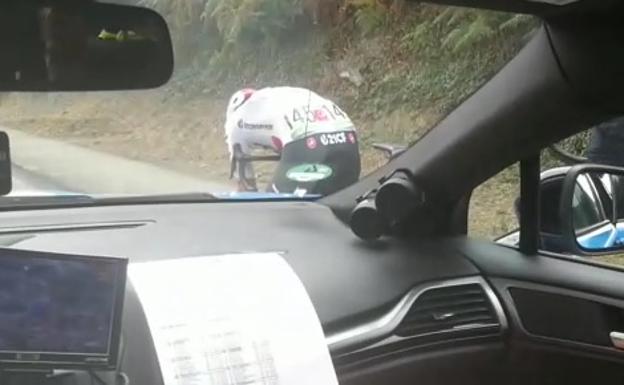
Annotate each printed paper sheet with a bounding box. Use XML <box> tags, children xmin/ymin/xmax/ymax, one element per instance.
<box><xmin>129</xmin><ymin>253</ymin><xmax>338</xmax><ymax>385</ymax></box>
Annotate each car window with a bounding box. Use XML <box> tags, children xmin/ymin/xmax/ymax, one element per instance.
<box><xmin>572</xmin><ymin>174</ymin><xmax>606</xmax><ymax>232</ymax></box>
<box><xmin>471</xmin><ymin>127</ymin><xmax>612</xmax><ymax>239</ymax></box>
<box><xmin>469</xmin><ymin>165</ymin><xmax>520</xmax><ymax>239</ymax></box>
<box><xmin>0</xmin><ymin>2</ymin><xmax>538</xmax><ymax>198</ymax></box>
<box><xmin>473</xmin><ymin>123</ymin><xmax>624</xmax><ymax>267</ymax></box>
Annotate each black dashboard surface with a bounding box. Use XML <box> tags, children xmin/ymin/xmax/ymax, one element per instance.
<box><xmin>5</xmin><ymin>200</ymin><xmax>624</xmax><ymax>385</ymax></box>
<box><xmin>0</xmin><ymin>200</ymin><xmax>479</xmax><ymax>330</ymax></box>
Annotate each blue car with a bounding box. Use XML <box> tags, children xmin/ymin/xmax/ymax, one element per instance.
<box><xmin>497</xmin><ymin>166</ymin><xmax>624</xmax><ymax>254</ymax></box>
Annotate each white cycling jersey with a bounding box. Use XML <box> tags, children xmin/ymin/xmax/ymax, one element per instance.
<box><xmin>224</xmin><ymin>86</ymin><xmax>356</xmax><ymax>159</ymax></box>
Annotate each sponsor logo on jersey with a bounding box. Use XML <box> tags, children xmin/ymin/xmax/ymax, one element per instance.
<box><xmin>286</xmin><ymin>163</ymin><xmax>333</xmax><ymax>183</ymax></box>
<box><xmin>348</xmin><ymin>132</ymin><xmax>356</xmax><ymax>144</ymax></box>
<box><xmin>313</xmin><ymin>109</ymin><xmax>329</xmax><ymax>122</ymax></box>
<box><xmin>306</xmin><ymin>136</ymin><xmax>318</xmax><ymax>149</ymax></box>
<box><xmin>237</xmin><ymin>119</ymin><xmax>272</xmax><ymax>130</ymax></box>
<box><xmin>319</xmin><ymin>132</ymin><xmax>350</xmax><ymax>146</ymax></box>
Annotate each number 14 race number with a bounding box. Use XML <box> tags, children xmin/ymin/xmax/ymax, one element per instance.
<box><xmin>283</xmin><ymin>104</ymin><xmax>347</xmax><ymax>129</ymax></box>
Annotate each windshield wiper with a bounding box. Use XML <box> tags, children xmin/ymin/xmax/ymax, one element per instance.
<box><xmin>0</xmin><ymin>192</ymin><xmax>219</xmax><ymax>210</ymax></box>
<box><xmin>0</xmin><ymin>191</ymin><xmax>319</xmax><ymax>211</ymax></box>
<box><xmin>0</xmin><ymin>194</ymin><xmax>95</xmax><ymax>208</ymax></box>
<box><xmin>94</xmin><ymin>192</ymin><xmax>218</xmax><ymax>204</ymax></box>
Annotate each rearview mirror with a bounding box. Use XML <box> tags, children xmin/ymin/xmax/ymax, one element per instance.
<box><xmin>0</xmin><ymin>1</ymin><xmax>173</xmax><ymax>91</ymax></box>
<box><xmin>560</xmin><ymin>164</ymin><xmax>624</xmax><ymax>255</ymax></box>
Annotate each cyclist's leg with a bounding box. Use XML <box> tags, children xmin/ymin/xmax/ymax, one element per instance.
<box><xmin>236</xmin><ymin>159</ymin><xmax>258</xmax><ymax>192</ymax></box>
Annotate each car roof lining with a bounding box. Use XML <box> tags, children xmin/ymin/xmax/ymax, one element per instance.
<box><xmin>417</xmin><ymin>0</ymin><xmax>620</xmax><ymax>17</ymax></box>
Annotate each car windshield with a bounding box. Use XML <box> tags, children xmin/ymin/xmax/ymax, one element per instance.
<box><xmin>0</xmin><ymin>1</ymin><xmax>537</xmax><ymax>201</ymax></box>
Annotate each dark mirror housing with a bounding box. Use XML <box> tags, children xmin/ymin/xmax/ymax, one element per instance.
<box><xmin>560</xmin><ymin>164</ymin><xmax>624</xmax><ymax>256</ymax></box>
<box><xmin>0</xmin><ymin>0</ymin><xmax>173</xmax><ymax>91</ymax></box>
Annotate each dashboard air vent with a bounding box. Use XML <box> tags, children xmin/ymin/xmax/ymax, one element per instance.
<box><xmin>395</xmin><ymin>283</ymin><xmax>499</xmax><ymax>337</ymax></box>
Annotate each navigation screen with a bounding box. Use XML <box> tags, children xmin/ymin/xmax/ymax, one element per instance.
<box><xmin>0</xmin><ymin>252</ymin><xmax>120</xmax><ymax>355</ymax></box>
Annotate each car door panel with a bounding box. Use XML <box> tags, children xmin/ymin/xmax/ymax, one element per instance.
<box><xmin>493</xmin><ymin>278</ymin><xmax>624</xmax><ymax>356</ymax></box>
<box><xmin>453</xmin><ymin>238</ymin><xmax>624</xmax><ymax>383</ymax></box>
<box><xmin>454</xmin><ymin>238</ymin><xmax>624</xmax><ymax>301</ymax></box>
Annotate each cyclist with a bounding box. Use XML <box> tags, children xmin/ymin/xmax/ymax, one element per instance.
<box><xmin>585</xmin><ymin>118</ymin><xmax>624</xmax><ymax>220</ymax></box>
<box><xmin>585</xmin><ymin>117</ymin><xmax>624</xmax><ymax>167</ymax></box>
<box><xmin>224</xmin><ymin>86</ymin><xmax>361</xmax><ymax>195</ymax></box>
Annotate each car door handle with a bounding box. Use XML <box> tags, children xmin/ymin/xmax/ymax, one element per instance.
<box><xmin>610</xmin><ymin>331</ymin><xmax>624</xmax><ymax>349</ymax></box>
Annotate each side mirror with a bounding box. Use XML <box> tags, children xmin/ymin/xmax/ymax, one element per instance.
<box><xmin>559</xmin><ymin>164</ymin><xmax>624</xmax><ymax>255</ymax></box>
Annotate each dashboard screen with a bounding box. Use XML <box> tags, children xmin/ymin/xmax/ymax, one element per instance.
<box><xmin>0</xmin><ymin>248</ymin><xmax>127</xmax><ymax>367</ymax></box>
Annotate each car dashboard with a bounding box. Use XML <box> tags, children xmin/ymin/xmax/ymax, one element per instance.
<box><xmin>2</xmin><ymin>201</ymin><xmax>624</xmax><ymax>385</ymax></box>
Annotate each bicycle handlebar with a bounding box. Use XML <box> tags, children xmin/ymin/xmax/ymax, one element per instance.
<box><xmin>372</xmin><ymin>143</ymin><xmax>407</xmax><ymax>160</ymax></box>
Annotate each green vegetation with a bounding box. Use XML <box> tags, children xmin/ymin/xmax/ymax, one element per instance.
<box><xmin>140</xmin><ymin>0</ymin><xmax>538</xmax><ymax>132</ymax></box>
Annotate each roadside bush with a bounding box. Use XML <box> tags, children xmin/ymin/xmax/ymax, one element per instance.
<box><xmin>139</xmin><ymin>0</ymin><xmax>308</xmax><ymax>64</ymax></box>
<box><xmin>135</xmin><ymin>0</ymin><xmax>539</xmax><ymax>123</ymax></box>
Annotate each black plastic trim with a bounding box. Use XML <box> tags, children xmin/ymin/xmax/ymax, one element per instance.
<box><xmin>491</xmin><ymin>278</ymin><xmax>624</xmax><ymax>362</ymax></box>
<box><xmin>520</xmin><ymin>155</ymin><xmax>540</xmax><ymax>254</ymax></box>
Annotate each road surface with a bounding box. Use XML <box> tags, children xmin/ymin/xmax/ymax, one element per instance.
<box><xmin>11</xmin><ymin>164</ymin><xmax>71</xmax><ymax>194</ymax></box>
<box><xmin>4</xmin><ymin>128</ymin><xmax>231</xmax><ymax>196</ymax></box>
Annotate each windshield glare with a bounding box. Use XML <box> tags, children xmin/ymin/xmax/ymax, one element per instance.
<box><xmin>0</xmin><ymin>2</ymin><xmax>537</xmax><ymax>199</ymax></box>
